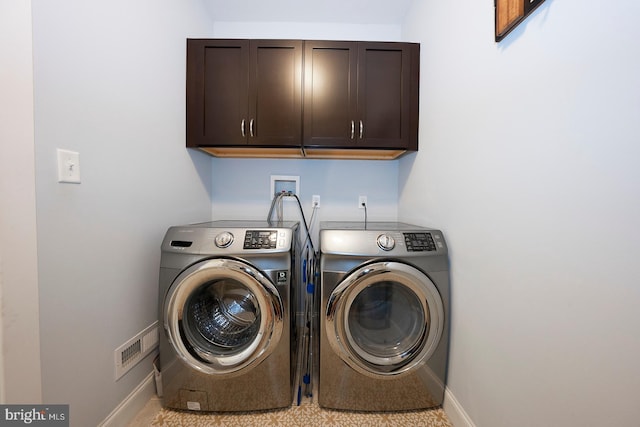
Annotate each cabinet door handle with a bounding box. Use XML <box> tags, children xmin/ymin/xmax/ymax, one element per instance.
<box><xmin>350</xmin><ymin>120</ymin><xmax>355</xmax><ymax>139</ymax></box>
<box><xmin>359</xmin><ymin>120</ymin><xmax>364</xmax><ymax>139</ymax></box>
<box><xmin>250</xmin><ymin>119</ymin><xmax>255</xmax><ymax>137</ymax></box>
<box><xmin>241</xmin><ymin>119</ymin><xmax>246</xmax><ymax>137</ymax></box>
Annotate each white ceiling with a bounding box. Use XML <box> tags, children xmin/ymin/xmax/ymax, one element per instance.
<box><xmin>201</xmin><ymin>0</ymin><xmax>414</xmax><ymax>25</ymax></box>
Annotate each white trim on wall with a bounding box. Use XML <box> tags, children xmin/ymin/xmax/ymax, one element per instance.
<box><xmin>0</xmin><ymin>252</ymin><xmax>4</xmax><ymax>402</ymax></box>
<box><xmin>0</xmin><ymin>0</ymin><xmax>43</xmax><ymax>404</ymax></box>
<box><xmin>98</xmin><ymin>372</ymin><xmax>156</xmax><ymax>427</ymax></box>
<box><xmin>443</xmin><ymin>387</ymin><xmax>476</xmax><ymax>427</ymax></box>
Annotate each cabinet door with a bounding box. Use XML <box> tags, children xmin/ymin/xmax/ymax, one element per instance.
<box><xmin>187</xmin><ymin>39</ymin><xmax>302</xmax><ymax>148</ymax></box>
<box><xmin>186</xmin><ymin>39</ymin><xmax>249</xmax><ymax>147</ymax></box>
<box><xmin>303</xmin><ymin>41</ymin><xmax>419</xmax><ymax>151</ymax></box>
<box><xmin>357</xmin><ymin>42</ymin><xmax>419</xmax><ymax>150</ymax></box>
<box><xmin>303</xmin><ymin>41</ymin><xmax>358</xmax><ymax>147</ymax></box>
<box><xmin>249</xmin><ymin>40</ymin><xmax>302</xmax><ymax>147</ymax></box>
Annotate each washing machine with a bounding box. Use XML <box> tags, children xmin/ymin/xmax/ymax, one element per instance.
<box><xmin>318</xmin><ymin>221</ymin><xmax>449</xmax><ymax>411</ymax></box>
<box><xmin>158</xmin><ymin>220</ymin><xmax>300</xmax><ymax>412</ymax></box>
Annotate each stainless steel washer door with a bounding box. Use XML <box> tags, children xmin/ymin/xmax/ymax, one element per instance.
<box><xmin>164</xmin><ymin>257</ymin><xmax>283</xmax><ymax>376</ymax></box>
<box><xmin>326</xmin><ymin>261</ymin><xmax>444</xmax><ymax>378</ymax></box>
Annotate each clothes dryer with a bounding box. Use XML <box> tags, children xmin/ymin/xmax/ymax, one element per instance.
<box><xmin>318</xmin><ymin>222</ymin><xmax>449</xmax><ymax>411</ymax></box>
<box><xmin>158</xmin><ymin>221</ymin><xmax>299</xmax><ymax>412</ymax></box>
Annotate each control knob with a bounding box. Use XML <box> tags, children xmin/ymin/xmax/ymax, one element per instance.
<box><xmin>214</xmin><ymin>231</ymin><xmax>234</xmax><ymax>248</ymax></box>
<box><xmin>376</xmin><ymin>234</ymin><xmax>395</xmax><ymax>251</ymax></box>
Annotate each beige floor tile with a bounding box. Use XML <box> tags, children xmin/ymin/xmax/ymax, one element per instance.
<box><xmin>129</xmin><ymin>399</ymin><xmax>453</xmax><ymax>427</ymax></box>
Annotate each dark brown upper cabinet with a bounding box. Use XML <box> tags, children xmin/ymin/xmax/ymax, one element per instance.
<box><xmin>186</xmin><ymin>39</ymin><xmax>419</xmax><ymax>159</ymax></box>
<box><xmin>303</xmin><ymin>41</ymin><xmax>419</xmax><ymax>153</ymax></box>
<box><xmin>186</xmin><ymin>39</ymin><xmax>303</xmax><ymax>152</ymax></box>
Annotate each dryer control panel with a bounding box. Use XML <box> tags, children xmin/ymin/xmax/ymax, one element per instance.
<box><xmin>404</xmin><ymin>232</ymin><xmax>437</xmax><ymax>252</ymax></box>
<box><xmin>319</xmin><ymin>222</ymin><xmax>447</xmax><ymax>257</ymax></box>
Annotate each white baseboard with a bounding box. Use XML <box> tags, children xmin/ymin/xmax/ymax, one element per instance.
<box><xmin>443</xmin><ymin>387</ymin><xmax>476</xmax><ymax>427</ymax></box>
<box><xmin>98</xmin><ymin>372</ymin><xmax>156</xmax><ymax>427</ymax></box>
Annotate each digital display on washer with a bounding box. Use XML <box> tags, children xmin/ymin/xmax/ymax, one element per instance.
<box><xmin>404</xmin><ymin>232</ymin><xmax>437</xmax><ymax>252</ymax></box>
<box><xmin>243</xmin><ymin>230</ymin><xmax>278</xmax><ymax>249</ymax></box>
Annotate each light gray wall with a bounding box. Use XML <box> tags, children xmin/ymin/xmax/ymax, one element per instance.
<box><xmin>213</xmin><ymin>21</ymin><xmax>403</xmax><ymax>41</ymax></box>
<box><xmin>207</xmin><ymin>22</ymin><xmax>403</xmax><ymax>235</ymax></box>
<box><xmin>31</xmin><ymin>1</ymin><xmax>214</xmax><ymax>425</ymax></box>
<box><xmin>0</xmin><ymin>0</ymin><xmax>42</xmax><ymax>404</ymax></box>
<box><xmin>401</xmin><ymin>1</ymin><xmax>640</xmax><ymax>426</ymax></box>
<box><xmin>209</xmin><ymin>158</ymin><xmax>399</xmax><ymax>242</ymax></box>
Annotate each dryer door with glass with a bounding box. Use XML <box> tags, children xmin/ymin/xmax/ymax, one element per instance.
<box><xmin>325</xmin><ymin>261</ymin><xmax>444</xmax><ymax>378</ymax></box>
<box><xmin>164</xmin><ymin>257</ymin><xmax>284</xmax><ymax>376</ymax></box>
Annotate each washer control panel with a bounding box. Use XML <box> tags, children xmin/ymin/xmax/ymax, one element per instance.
<box><xmin>403</xmin><ymin>232</ymin><xmax>437</xmax><ymax>252</ymax></box>
<box><xmin>243</xmin><ymin>230</ymin><xmax>279</xmax><ymax>249</ymax></box>
<box><xmin>162</xmin><ymin>222</ymin><xmax>296</xmax><ymax>254</ymax></box>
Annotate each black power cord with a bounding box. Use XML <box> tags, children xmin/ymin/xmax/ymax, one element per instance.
<box><xmin>266</xmin><ymin>193</ymin><xmax>319</xmax><ymax>405</ymax></box>
<box><xmin>267</xmin><ymin>191</ymin><xmax>317</xmax><ymax>255</ymax></box>
<box><xmin>361</xmin><ymin>200</ymin><xmax>368</xmax><ymax>228</ymax></box>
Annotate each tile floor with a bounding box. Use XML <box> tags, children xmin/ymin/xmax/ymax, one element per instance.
<box><xmin>127</xmin><ymin>396</ymin><xmax>163</xmax><ymax>426</ymax></box>
<box><xmin>127</xmin><ymin>397</ymin><xmax>453</xmax><ymax>426</ymax></box>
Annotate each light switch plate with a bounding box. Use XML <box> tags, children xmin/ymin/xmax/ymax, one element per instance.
<box><xmin>57</xmin><ymin>149</ymin><xmax>81</xmax><ymax>184</ymax></box>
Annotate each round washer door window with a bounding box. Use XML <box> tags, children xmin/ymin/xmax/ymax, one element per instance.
<box><xmin>164</xmin><ymin>258</ymin><xmax>283</xmax><ymax>376</ymax></box>
<box><xmin>326</xmin><ymin>261</ymin><xmax>444</xmax><ymax>378</ymax></box>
